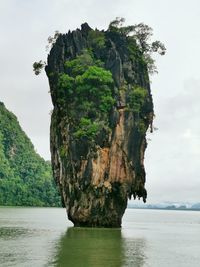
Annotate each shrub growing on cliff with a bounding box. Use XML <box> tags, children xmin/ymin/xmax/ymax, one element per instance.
<box><xmin>58</xmin><ymin>73</ymin><xmax>74</xmax><ymax>90</ymax></box>
<box><xmin>46</xmin><ymin>30</ymin><xmax>60</xmax><ymax>51</ymax></box>
<box><xmin>75</xmin><ymin>65</ymin><xmax>115</xmax><ymax>116</ymax></box>
<box><xmin>65</xmin><ymin>50</ymin><xmax>94</xmax><ymax>76</ymax></box>
<box><xmin>60</xmin><ymin>53</ymin><xmax>115</xmax><ymax>112</ymax></box>
<box><xmin>88</xmin><ymin>29</ymin><xmax>106</xmax><ymax>49</ymax></box>
<box><xmin>137</xmin><ymin>120</ymin><xmax>146</xmax><ymax>134</ymax></box>
<box><xmin>33</xmin><ymin>60</ymin><xmax>46</xmax><ymax>75</ymax></box>
<box><xmin>108</xmin><ymin>17</ymin><xmax>166</xmax><ymax>74</ymax></box>
<box><xmin>128</xmin><ymin>86</ymin><xmax>147</xmax><ymax>113</ymax></box>
<box><xmin>73</xmin><ymin>118</ymin><xmax>100</xmax><ymax>139</ymax></box>
<box><xmin>57</xmin><ymin>51</ymin><xmax>115</xmax><ymax>140</ymax></box>
<box><xmin>108</xmin><ymin>17</ymin><xmax>126</xmax><ymax>32</ymax></box>
<box><xmin>76</xmin><ymin>65</ymin><xmax>113</xmax><ymax>88</ymax></box>
<box><xmin>58</xmin><ymin>73</ymin><xmax>74</xmax><ymax>102</ymax></box>
<box><xmin>33</xmin><ymin>19</ymin><xmax>165</xmax><ymax>76</ymax></box>
<box><xmin>65</xmin><ymin>50</ymin><xmax>104</xmax><ymax>77</ymax></box>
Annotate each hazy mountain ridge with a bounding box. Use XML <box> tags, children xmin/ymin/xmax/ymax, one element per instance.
<box><xmin>128</xmin><ymin>201</ymin><xmax>200</xmax><ymax>210</ymax></box>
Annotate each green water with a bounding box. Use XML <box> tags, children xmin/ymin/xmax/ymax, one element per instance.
<box><xmin>57</xmin><ymin>228</ymin><xmax>125</xmax><ymax>267</ymax></box>
<box><xmin>0</xmin><ymin>207</ymin><xmax>200</xmax><ymax>266</ymax></box>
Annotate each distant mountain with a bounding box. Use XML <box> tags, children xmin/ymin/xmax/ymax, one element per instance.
<box><xmin>191</xmin><ymin>203</ymin><xmax>200</xmax><ymax>209</ymax></box>
<box><xmin>128</xmin><ymin>201</ymin><xmax>200</xmax><ymax>210</ymax></box>
<box><xmin>0</xmin><ymin>102</ymin><xmax>61</xmax><ymax>206</ymax></box>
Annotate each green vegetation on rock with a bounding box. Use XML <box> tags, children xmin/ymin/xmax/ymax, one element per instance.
<box><xmin>88</xmin><ymin>29</ymin><xmax>106</xmax><ymax>49</ymax></box>
<box><xmin>58</xmin><ymin>50</ymin><xmax>115</xmax><ymax>141</ymax></box>
<box><xmin>128</xmin><ymin>86</ymin><xmax>148</xmax><ymax>113</ymax></box>
<box><xmin>108</xmin><ymin>17</ymin><xmax>166</xmax><ymax>74</ymax></box>
<box><xmin>73</xmin><ymin>118</ymin><xmax>100</xmax><ymax>139</ymax></box>
<box><xmin>40</xmin><ymin>19</ymin><xmax>166</xmax><ymax>227</ymax></box>
<box><xmin>0</xmin><ymin>102</ymin><xmax>61</xmax><ymax>207</ymax></box>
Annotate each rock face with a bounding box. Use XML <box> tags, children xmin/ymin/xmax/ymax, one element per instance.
<box><xmin>46</xmin><ymin>23</ymin><xmax>154</xmax><ymax>227</ymax></box>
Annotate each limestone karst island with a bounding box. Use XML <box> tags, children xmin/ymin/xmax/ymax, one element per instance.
<box><xmin>34</xmin><ymin>18</ymin><xmax>165</xmax><ymax>227</ymax></box>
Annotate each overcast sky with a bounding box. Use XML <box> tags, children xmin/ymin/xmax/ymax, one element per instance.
<box><xmin>1</xmin><ymin>0</ymin><xmax>200</xmax><ymax>204</ymax></box>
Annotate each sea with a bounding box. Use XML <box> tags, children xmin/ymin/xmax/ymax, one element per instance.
<box><xmin>0</xmin><ymin>207</ymin><xmax>199</xmax><ymax>267</ymax></box>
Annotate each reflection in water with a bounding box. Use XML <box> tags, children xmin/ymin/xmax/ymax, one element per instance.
<box><xmin>1</xmin><ymin>208</ymin><xmax>200</xmax><ymax>267</ymax></box>
<box><xmin>53</xmin><ymin>227</ymin><xmax>146</xmax><ymax>267</ymax></box>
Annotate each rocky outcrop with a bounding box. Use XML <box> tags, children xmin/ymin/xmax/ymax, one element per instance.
<box><xmin>46</xmin><ymin>23</ymin><xmax>154</xmax><ymax>227</ymax></box>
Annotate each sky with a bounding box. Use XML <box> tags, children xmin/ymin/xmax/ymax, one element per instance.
<box><xmin>0</xmin><ymin>0</ymin><xmax>200</xmax><ymax>204</ymax></box>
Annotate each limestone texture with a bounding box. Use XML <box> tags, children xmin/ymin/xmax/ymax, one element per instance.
<box><xmin>46</xmin><ymin>23</ymin><xmax>154</xmax><ymax>227</ymax></box>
